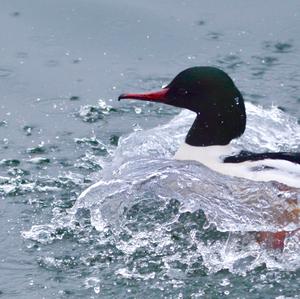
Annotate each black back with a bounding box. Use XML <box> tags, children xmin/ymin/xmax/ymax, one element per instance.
<box><xmin>224</xmin><ymin>151</ymin><xmax>300</xmax><ymax>164</ymax></box>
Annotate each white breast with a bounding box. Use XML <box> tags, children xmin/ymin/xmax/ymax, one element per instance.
<box><xmin>175</xmin><ymin>143</ymin><xmax>300</xmax><ymax>188</ymax></box>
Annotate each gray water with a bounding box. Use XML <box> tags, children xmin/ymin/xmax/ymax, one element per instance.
<box><xmin>0</xmin><ymin>0</ymin><xmax>300</xmax><ymax>298</ymax></box>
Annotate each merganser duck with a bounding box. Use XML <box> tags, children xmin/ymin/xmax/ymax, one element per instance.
<box><xmin>119</xmin><ymin>67</ymin><xmax>300</xmax><ymax>187</ymax></box>
<box><xmin>118</xmin><ymin>66</ymin><xmax>300</xmax><ymax>249</ymax></box>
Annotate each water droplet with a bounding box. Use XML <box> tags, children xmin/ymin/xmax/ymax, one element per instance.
<box><xmin>0</xmin><ymin>120</ymin><xmax>7</xmax><ymax>127</ymax></box>
<box><xmin>220</xmin><ymin>278</ymin><xmax>230</xmax><ymax>286</ymax></box>
<box><xmin>134</xmin><ymin>107</ymin><xmax>142</xmax><ymax>114</ymax></box>
<box><xmin>94</xmin><ymin>286</ymin><xmax>100</xmax><ymax>294</ymax></box>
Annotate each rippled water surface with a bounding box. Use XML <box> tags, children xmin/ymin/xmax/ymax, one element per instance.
<box><xmin>0</xmin><ymin>1</ymin><xmax>300</xmax><ymax>298</ymax></box>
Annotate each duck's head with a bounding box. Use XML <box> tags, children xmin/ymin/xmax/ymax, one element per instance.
<box><xmin>119</xmin><ymin>67</ymin><xmax>246</xmax><ymax>146</ymax></box>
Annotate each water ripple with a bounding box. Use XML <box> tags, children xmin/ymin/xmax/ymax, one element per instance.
<box><xmin>0</xmin><ymin>68</ymin><xmax>13</xmax><ymax>79</ymax></box>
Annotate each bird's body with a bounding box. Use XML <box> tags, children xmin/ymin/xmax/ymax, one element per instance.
<box><xmin>175</xmin><ymin>143</ymin><xmax>300</xmax><ymax>188</ymax></box>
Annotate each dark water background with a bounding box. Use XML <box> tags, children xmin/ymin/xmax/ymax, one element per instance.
<box><xmin>0</xmin><ymin>0</ymin><xmax>300</xmax><ymax>298</ymax></box>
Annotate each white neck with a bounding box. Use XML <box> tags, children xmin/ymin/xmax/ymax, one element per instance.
<box><xmin>175</xmin><ymin>143</ymin><xmax>233</xmax><ymax>164</ymax></box>
<box><xmin>175</xmin><ymin>142</ymin><xmax>300</xmax><ymax>188</ymax></box>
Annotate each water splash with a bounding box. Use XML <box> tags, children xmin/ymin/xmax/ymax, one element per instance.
<box><xmin>77</xmin><ymin>99</ymin><xmax>116</xmax><ymax>123</ymax></box>
<box><xmin>23</xmin><ymin>103</ymin><xmax>300</xmax><ymax>276</ymax></box>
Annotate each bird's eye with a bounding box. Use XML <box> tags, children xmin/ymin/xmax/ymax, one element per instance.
<box><xmin>178</xmin><ymin>88</ymin><xmax>189</xmax><ymax>95</ymax></box>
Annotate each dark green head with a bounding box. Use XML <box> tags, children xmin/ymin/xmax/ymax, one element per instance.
<box><xmin>119</xmin><ymin>67</ymin><xmax>246</xmax><ymax>146</ymax></box>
